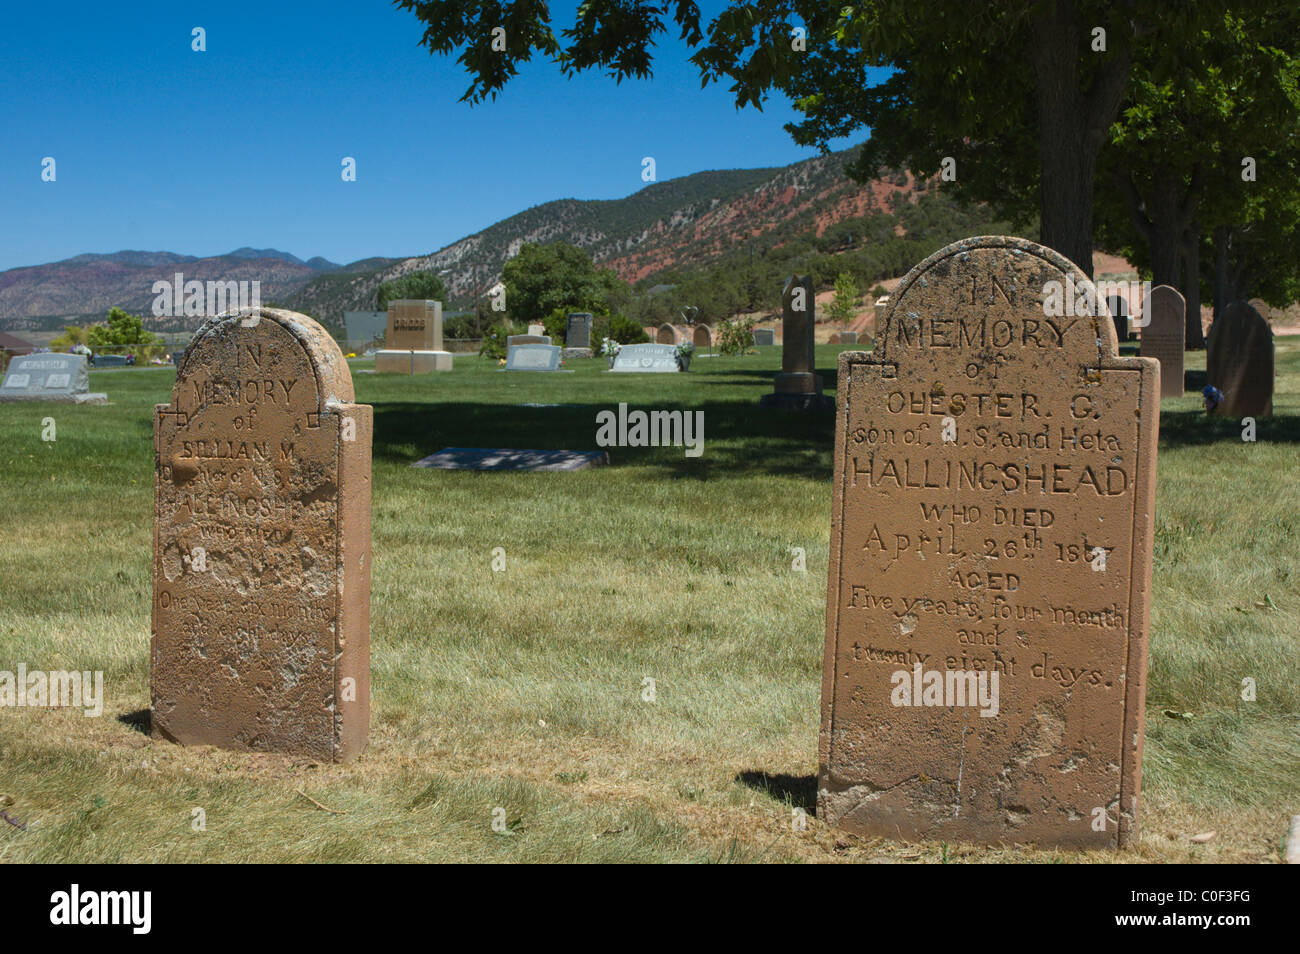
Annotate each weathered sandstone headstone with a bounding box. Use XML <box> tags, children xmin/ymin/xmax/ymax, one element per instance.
<box><xmin>761</xmin><ymin>276</ymin><xmax>832</xmax><ymax>411</ymax></box>
<box><xmin>0</xmin><ymin>353</ymin><xmax>106</xmax><ymax>404</ymax></box>
<box><xmin>1140</xmin><ymin>285</ymin><xmax>1185</xmax><ymax>401</ymax></box>
<box><xmin>1206</xmin><ymin>301</ymin><xmax>1274</xmax><ymax>417</ymax></box>
<box><xmin>152</xmin><ymin>308</ymin><xmax>372</xmax><ymax>760</ymax></box>
<box><xmin>874</xmin><ymin>295</ymin><xmax>890</xmax><ymax>324</ymax></box>
<box><xmin>655</xmin><ymin>324</ymin><xmax>677</xmax><ymax>345</ymax></box>
<box><xmin>820</xmin><ymin>236</ymin><xmax>1158</xmax><ymax>848</ymax></box>
<box><xmin>692</xmin><ymin>325</ymin><xmax>711</xmax><ymax>348</ymax></box>
<box><xmin>374</xmin><ymin>299</ymin><xmax>452</xmax><ymax>373</ymax></box>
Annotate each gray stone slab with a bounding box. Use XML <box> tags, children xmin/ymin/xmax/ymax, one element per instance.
<box><xmin>506</xmin><ymin>343</ymin><xmax>562</xmax><ymax>371</ymax></box>
<box><xmin>753</xmin><ymin>329</ymin><xmax>775</xmax><ymax>346</ymax></box>
<box><xmin>1</xmin><ymin>353</ymin><xmax>107</xmax><ymax>403</ymax></box>
<box><xmin>610</xmin><ymin>343</ymin><xmax>679</xmax><ymax>373</ymax></box>
<box><xmin>411</xmin><ymin>447</ymin><xmax>609</xmax><ymax>471</ymax></box>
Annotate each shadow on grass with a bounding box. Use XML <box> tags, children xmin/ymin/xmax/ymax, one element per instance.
<box><xmin>1158</xmin><ymin>410</ymin><xmax>1300</xmax><ymax>447</ymax></box>
<box><xmin>118</xmin><ymin>709</ymin><xmax>151</xmax><ymax>735</ymax></box>
<box><xmin>372</xmin><ymin>399</ymin><xmax>838</xmax><ymax>480</ymax></box>
<box><xmin>736</xmin><ymin>771</ymin><xmax>817</xmax><ymax>814</ymax></box>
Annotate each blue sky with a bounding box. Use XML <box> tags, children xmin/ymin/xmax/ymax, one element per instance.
<box><xmin>0</xmin><ymin>1</ymin><xmax>870</xmax><ymax>272</ymax></box>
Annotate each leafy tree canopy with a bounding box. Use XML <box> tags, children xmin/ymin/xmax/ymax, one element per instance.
<box><xmin>377</xmin><ymin>271</ymin><xmax>450</xmax><ymax>310</ymax></box>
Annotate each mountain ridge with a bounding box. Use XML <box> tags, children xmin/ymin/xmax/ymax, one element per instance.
<box><xmin>0</xmin><ymin>143</ymin><xmax>932</xmax><ymax>334</ymax></box>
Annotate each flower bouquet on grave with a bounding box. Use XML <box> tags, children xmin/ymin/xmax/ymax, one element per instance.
<box><xmin>675</xmin><ymin>341</ymin><xmax>695</xmax><ymax>371</ymax></box>
<box><xmin>601</xmin><ymin>337</ymin><xmax>621</xmax><ymax>368</ymax></box>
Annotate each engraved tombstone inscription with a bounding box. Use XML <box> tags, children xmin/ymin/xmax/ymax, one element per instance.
<box><xmin>820</xmin><ymin>236</ymin><xmax>1159</xmax><ymax>848</ymax></box>
<box><xmin>152</xmin><ymin>308</ymin><xmax>372</xmax><ymax>760</ymax></box>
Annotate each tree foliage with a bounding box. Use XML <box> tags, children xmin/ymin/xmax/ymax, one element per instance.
<box><xmin>500</xmin><ymin>241</ymin><xmax>631</xmax><ymax>327</ymax></box>
<box><xmin>376</xmin><ymin>271</ymin><xmax>450</xmax><ymax>310</ymax></box>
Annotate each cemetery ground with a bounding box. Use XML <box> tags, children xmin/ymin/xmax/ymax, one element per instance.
<box><xmin>1</xmin><ymin>342</ymin><xmax>1297</xmax><ymax>864</ymax></box>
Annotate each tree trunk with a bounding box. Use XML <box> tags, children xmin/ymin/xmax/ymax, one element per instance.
<box><xmin>1146</xmin><ymin>181</ymin><xmax>1182</xmax><ymax>287</ymax></box>
<box><xmin>1028</xmin><ymin>1</ymin><xmax>1134</xmax><ymax>278</ymax></box>
<box><xmin>1180</xmin><ymin>227</ymin><xmax>1205</xmax><ymax>349</ymax></box>
<box><xmin>1212</xmin><ymin>225</ymin><xmax>1231</xmax><ymax>324</ymax></box>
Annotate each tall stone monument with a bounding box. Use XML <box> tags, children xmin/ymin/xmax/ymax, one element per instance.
<box><xmin>1140</xmin><ymin>285</ymin><xmax>1185</xmax><ymax>401</ymax></box>
<box><xmin>761</xmin><ymin>275</ymin><xmax>833</xmax><ymax>411</ymax></box>
<box><xmin>153</xmin><ymin>308</ymin><xmax>372</xmax><ymax>760</ymax></box>
<box><xmin>374</xmin><ymin>299</ymin><xmax>452</xmax><ymax>374</ymax></box>
<box><xmin>1207</xmin><ymin>301</ymin><xmax>1274</xmax><ymax>417</ymax></box>
<box><xmin>820</xmin><ymin>237</ymin><xmax>1159</xmax><ymax>848</ymax></box>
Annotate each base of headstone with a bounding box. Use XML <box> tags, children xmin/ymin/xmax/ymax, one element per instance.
<box><xmin>0</xmin><ymin>392</ymin><xmax>108</xmax><ymax>405</ymax></box>
<box><xmin>771</xmin><ymin>371</ymin><xmax>824</xmax><ymax>395</ymax></box>
<box><xmin>374</xmin><ymin>350</ymin><xmax>452</xmax><ymax>374</ymax></box>
<box><xmin>562</xmin><ymin>347</ymin><xmax>593</xmax><ymax>360</ymax></box>
<box><xmin>759</xmin><ymin>392</ymin><xmax>835</xmax><ymax>412</ymax></box>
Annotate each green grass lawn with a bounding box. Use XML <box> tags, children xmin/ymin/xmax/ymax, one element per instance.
<box><xmin>1</xmin><ymin>341</ymin><xmax>1297</xmax><ymax>862</ymax></box>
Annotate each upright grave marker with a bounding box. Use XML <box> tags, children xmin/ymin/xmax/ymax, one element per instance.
<box><xmin>505</xmin><ymin>343</ymin><xmax>563</xmax><ymax>371</ymax></box>
<box><xmin>761</xmin><ymin>275</ymin><xmax>832</xmax><ymax>411</ymax></box>
<box><xmin>0</xmin><ymin>353</ymin><xmax>106</xmax><ymax>404</ymax></box>
<box><xmin>1207</xmin><ymin>301</ymin><xmax>1274</xmax><ymax>417</ymax></box>
<box><xmin>374</xmin><ymin>299</ymin><xmax>452</xmax><ymax>373</ymax></box>
<box><xmin>820</xmin><ymin>237</ymin><xmax>1158</xmax><ymax>848</ymax></box>
<box><xmin>152</xmin><ymin>308</ymin><xmax>372</xmax><ymax>760</ymax></box>
<box><xmin>609</xmin><ymin>343</ymin><xmax>680</xmax><ymax>373</ymax></box>
<box><xmin>566</xmin><ymin>313</ymin><xmax>593</xmax><ymax>349</ymax></box>
<box><xmin>1140</xmin><ymin>285</ymin><xmax>1185</xmax><ymax>401</ymax></box>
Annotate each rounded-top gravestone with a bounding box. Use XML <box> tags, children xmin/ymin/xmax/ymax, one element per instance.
<box><xmin>1207</xmin><ymin>301</ymin><xmax>1274</xmax><ymax>417</ymax></box>
<box><xmin>152</xmin><ymin>308</ymin><xmax>372</xmax><ymax>761</ymax></box>
<box><xmin>820</xmin><ymin>236</ymin><xmax>1159</xmax><ymax>848</ymax></box>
